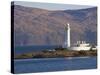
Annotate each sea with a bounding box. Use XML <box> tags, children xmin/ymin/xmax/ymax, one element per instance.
<box><xmin>14</xmin><ymin>56</ymin><xmax>97</xmax><ymax>74</ymax></box>
<box><xmin>14</xmin><ymin>45</ymin><xmax>97</xmax><ymax>73</ymax></box>
<box><xmin>14</xmin><ymin>45</ymin><xmax>61</xmax><ymax>54</ymax></box>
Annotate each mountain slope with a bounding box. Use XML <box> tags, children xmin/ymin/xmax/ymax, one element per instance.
<box><xmin>13</xmin><ymin>5</ymin><xmax>97</xmax><ymax>46</ymax></box>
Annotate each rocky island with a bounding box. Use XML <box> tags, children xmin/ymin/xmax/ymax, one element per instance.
<box><xmin>14</xmin><ymin>48</ymin><xmax>97</xmax><ymax>59</ymax></box>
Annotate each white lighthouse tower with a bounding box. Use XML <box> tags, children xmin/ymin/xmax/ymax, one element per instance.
<box><xmin>65</xmin><ymin>23</ymin><xmax>71</xmax><ymax>48</ymax></box>
<box><xmin>63</xmin><ymin>23</ymin><xmax>92</xmax><ymax>51</ymax></box>
<box><xmin>67</xmin><ymin>23</ymin><xmax>71</xmax><ymax>47</ymax></box>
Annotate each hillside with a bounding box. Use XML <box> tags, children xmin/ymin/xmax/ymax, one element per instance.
<box><xmin>12</xmin><ymin>5</ymin><xmax>97</xmax><ymax>46</ymax></box>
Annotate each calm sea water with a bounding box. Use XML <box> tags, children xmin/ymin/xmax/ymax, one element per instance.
<box><xmin>15</xmin><ymin>45</ymin><xmax>61</xmax><ymax>54</ymax></box>
<box><xmin>14</xmin><ymin>56</ymin><xmax>97</xmax><ymax>74</ymax></box>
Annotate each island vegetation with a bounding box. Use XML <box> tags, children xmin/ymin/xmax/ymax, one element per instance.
<box><xmin>14</xmin><ymin>48</ymin><xmax>97</xmax><ymax>59</ymax></box>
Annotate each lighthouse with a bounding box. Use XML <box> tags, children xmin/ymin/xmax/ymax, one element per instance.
<box><xmin>65</xmin><ymin>23</ymin><xmax>70</xmax><ymax>48</ymax></box>
<box><xmin>64</xmin><ymin>23</ymin><xmax>92</xmax><ymax>51</ymax></box>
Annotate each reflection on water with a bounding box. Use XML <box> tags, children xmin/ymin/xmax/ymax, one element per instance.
<box><xmin>14</xmin><ymin>57</ymin><xmax>97</xmax><ymax>74</ymax></box>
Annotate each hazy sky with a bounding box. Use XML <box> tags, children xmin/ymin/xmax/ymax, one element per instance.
<box><xmin>14</xmin><ymin>1</ymin><xmax>96</xmax><ymax>10</ymax></box>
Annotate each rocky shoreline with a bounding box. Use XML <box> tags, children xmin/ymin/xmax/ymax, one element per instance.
<box><xmin>14</xmin><ymin>50</ymin><xmax>97</xmax><ymax>59</ymax></box>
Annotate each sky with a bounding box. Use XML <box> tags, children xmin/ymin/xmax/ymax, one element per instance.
<box><xmin>13</xmin><ymin>1</ymin><xmax>96</xmax><ymax>10</ymax></box>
